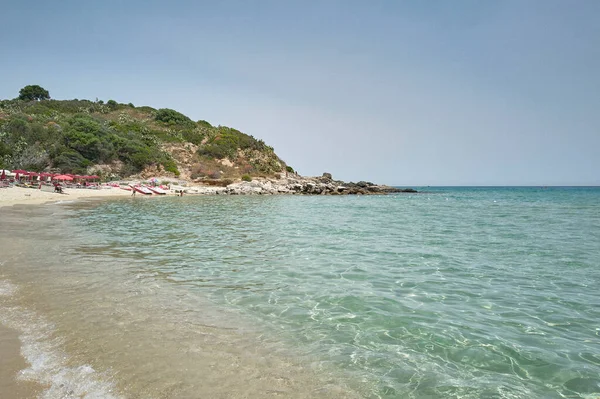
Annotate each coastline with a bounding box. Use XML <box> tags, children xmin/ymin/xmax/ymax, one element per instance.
<box><xmin>0</xmin><ymin>325</ymin><xmax>44</xmax><ymax>398</ymax></box>
<box><xmin>1</xmin><ymin>176</ymin><xmax>416</xmax><ymax>209</ymax></box>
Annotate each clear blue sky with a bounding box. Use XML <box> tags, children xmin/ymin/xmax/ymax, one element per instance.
<box><xmin>1</xmin><ymin>0</ymin><xmax>598</xmax><ymax>185</ymax></box>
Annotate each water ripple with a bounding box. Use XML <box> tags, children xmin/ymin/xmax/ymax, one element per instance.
<box><xmin>64</xmin><ymin>188</ymin><xmax>600</xmax><ymax>398</ymax></box>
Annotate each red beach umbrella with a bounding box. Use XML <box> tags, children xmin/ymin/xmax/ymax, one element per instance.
<box><xmin>27</xmin><ymin>172</ymin><xmax>39</xmax><ymax>181</ymax></box>
<box><xmin>53</xmin><ymin>175</ymin><xmax>74</xmax><ymax>181</ymax></box>
<box><xmin>39</xmin><ymin>172</ymin><xmax>52</xmax><ymax>182</ymax></box>
<box><xmin>12</xmin><ymin>169</ymin><xmax>27</xmax><ymax>174</ymax></box>
<box><xmin>0</xmin><ymin>170</ymin><xmax>5</xmax><ymax>180</ymax></box>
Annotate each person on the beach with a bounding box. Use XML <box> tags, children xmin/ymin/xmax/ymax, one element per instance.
<box><xmin>131</xmin><ymin>188</ymin><xmax>136</xmax><ymax>196</ymax></box>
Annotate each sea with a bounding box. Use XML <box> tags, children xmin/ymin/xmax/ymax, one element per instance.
<box><xmin>1</xmin><ymin>187</ymin><xmax>599</xmax><ymax>398</ymax></box>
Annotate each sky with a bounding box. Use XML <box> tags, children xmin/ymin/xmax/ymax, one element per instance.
<box><xmin>1</xmin><ymin>0</ymin><xmax>599</xmax><ymax>186</ymax></box>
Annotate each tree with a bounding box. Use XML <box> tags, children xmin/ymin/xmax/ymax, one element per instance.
<box><xmin>18</xmin><ymin>85</ymin><xmax>50</xmax><ymax>101</ymax></box>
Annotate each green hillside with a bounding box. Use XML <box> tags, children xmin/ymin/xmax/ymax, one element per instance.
<box><xmin>0</xmin><ymin>86</ymin><xmax>289</xmax><ymax>181</ymax></box>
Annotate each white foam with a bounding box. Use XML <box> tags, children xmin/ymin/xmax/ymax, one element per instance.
<box><xmin>52</xmin><ymin>200</ymin><xmax>75</xmax><ymax>205</ymax></box>
<box><xmin>0</xmin><ymin>281</ymin><xmax>122</xmax><ymax>399</ymax></box>
<box><xmin>0</xmin><ymin>280</ymin><xmax>17</xmax><ymax>296</ymax></box>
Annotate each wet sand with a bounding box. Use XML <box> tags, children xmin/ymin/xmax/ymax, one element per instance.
<box><xmin>0</xmin><ymin>325</ymin><xmax>44</xmax><ymax>398</ymax></box>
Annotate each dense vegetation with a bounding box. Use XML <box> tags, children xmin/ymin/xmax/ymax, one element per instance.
<box><xmin>0</xmin><ymin>86</ymin><xmax>288</xmax><ymax>180</ymax></box>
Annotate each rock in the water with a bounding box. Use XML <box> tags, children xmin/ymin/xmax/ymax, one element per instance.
<box><xmin>183</xmin><ymin>176</ymin><xmax>420</xmax><ymax>196</ymax></box>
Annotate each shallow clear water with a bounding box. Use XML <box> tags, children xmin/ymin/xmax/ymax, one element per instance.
<box><xmin>1</xmin><ymin>187</ymin><xmax>600</xmax><ymax>398</ymax></box>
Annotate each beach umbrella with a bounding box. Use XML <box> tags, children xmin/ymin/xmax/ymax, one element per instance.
<box><xmin>53</xmin><ymin>174</ymin><xmax>74</xmax><ymax>181</ymax></box>
<box><xmin>39</xmin><ymin>172</ymin><xmax>53</xmax><ymax>182</ymax></box>
<box><xmin>1</xmin><ymin>169</ymin><xmax>14</xmax><ymax>178</ymax></box>
<box><xmin>0</xmin><ymin>169</ymin><xmax>5</xmax><ymax>180</ymax></box>
<box><xmin>12</xmin><ymin>169</ymin><xmax>27</xmax><ymax>174</ymax></box>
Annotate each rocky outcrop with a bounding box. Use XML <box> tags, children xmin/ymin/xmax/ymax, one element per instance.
<box><xmin>194</xmin><ymin>176</ymin><xmax>419</xmax><ymax>196</ymax></box>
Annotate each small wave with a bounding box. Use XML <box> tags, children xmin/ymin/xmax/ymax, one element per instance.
<box><xmin>52</xmin><ymin>200</ymin><xmax>76</xmax><ymax>205</ymax></box>
<box><xmin>0</xmin><ymin>280</ymin><xmax>18</xmax><ymax>297</ymax></box>
<box><xmin>0</xmin><ymin>281</ymin><xmax>122</xmax><ymax>399</ymax></box>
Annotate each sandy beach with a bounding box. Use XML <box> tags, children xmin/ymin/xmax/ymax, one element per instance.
<box><xmin>0</xmin><ymin>185</ymin><xmax>160</xmax><ymax>208</ymax></box>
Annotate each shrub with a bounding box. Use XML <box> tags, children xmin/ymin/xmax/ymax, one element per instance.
<box><xmin>52</xmin><ymin>149</ymin><xmax>91</xmax><ymax>173</ymax></box>
<box><xmin>241</xmin><ymin>174</ymin><xmax>252</xmax><ymax>182</ymax></box>
<box><xmin>286</xmin><ymin>165</ymin><xmax>294</xmax><ymax>173</ymax></box>
<box><xmin>155</xmin><ymin>108</ymin><xmax>193</xmax><ymax>125</ymax></box>
<box><xmin>161</xmin><ymin>157</ymin><xmax>180</xmax><ymax>176</ymax></box>
<box><xmin>107</xmin><ymin>99</ymin><xmax>118</xmax><ymax>108</ymax></box>
<box><xmin>197</xmin><ymin>126</ymin><xmax>265</xmax><ymax>160</ymax></box>
<box><xmin>181</xmin><ymin>129</ymin><xmax>205</xmax><ymax>145</ymax></box>
<box><xmin>136</xmin><ymin>106</ymin><xmax>156</xmax><ymax>113</ymax></box>
<box><xmin>128</xmin><ymin>103</ymin><xmax>134</xmax><ymax>108</ymax></box>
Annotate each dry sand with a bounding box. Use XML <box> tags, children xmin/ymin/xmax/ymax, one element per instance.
<box><xmin>0</xmin><ymin>185</ymin><xmax>163</xmax><ymax>208</ymax></box>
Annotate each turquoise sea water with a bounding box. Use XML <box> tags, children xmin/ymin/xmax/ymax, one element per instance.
<box><xmin>2</xmin><ymin>187</ymin><xmax>600</xmax><ymax>398</ymax></box>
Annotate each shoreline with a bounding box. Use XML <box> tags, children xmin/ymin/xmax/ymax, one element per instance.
<box><xmin>1</xmin><ymin>176</ymin><xmax>416</xmax><ymax>209</ymax></box>
<box><xmin>0</xmin><ymin>324</ymin><xmax>45</xmax><ymax>398</ymax></box>
<box><xmin>1</xmin><ymin>179</ymin><xmax>416</xmax><ymax>209</ymax></box>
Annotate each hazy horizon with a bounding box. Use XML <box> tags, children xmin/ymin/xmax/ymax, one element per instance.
<box><xmin>1</xmin><ymin>1</ymin><xmax>598</xmax><ymax>186</ymax></box>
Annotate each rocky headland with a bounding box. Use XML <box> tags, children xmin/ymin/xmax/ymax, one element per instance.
<box><xmin>176</xmin><ymin>173</ymin><xmax>417</xmax><ymax>196</ymax></box>
<box><xmin>1</xmin><ymin>89</ymin><xmax>417</xmax><ymax>196</ymax></box>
